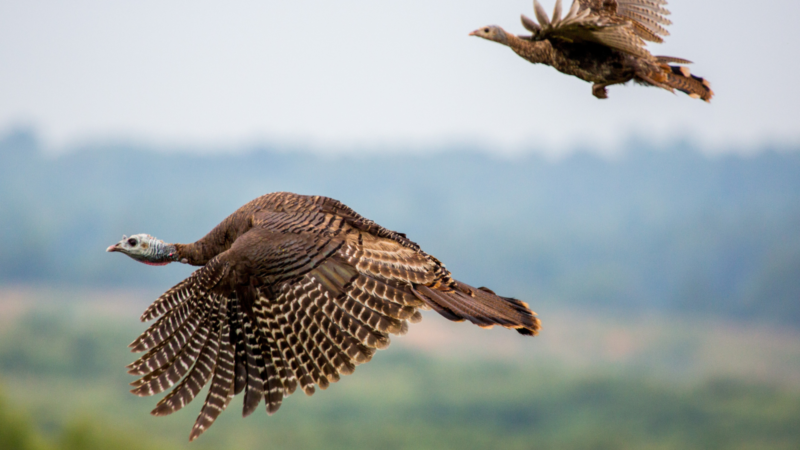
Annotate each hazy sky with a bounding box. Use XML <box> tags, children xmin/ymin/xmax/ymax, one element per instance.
<box><xmin>1</xmin><ymin>0</ymin><xmax>798</xmax><ymax>155</ymax></box>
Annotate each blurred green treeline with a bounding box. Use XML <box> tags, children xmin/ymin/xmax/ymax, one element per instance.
<box><xmin>1</xmin><ymin>129</ymin><xmax>799</xmax><ymax>325</ymax></box>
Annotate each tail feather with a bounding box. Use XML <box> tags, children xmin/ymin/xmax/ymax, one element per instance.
<box><xmin>664</xmin><ymin>64</ymin><xmax>714</xmax><ymax>102</ymax></box>
<box><xmin>656</xmin><ymin>55</ymin><xmax>692</xmax><ymax>65</ymax></box>
<box><xmin>415</xmin><ymin>281</ymin><xmax>541</xmax><ymax>336</ymax></box>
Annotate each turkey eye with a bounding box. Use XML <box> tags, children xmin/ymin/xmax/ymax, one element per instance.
<box><xmin>484</xmin><ymin>28</ymin><xmax>490</xmax><ymax>33</ymax></box>
<box><xmin>128</xmin><ymin>238</ymin><xmax>137</xmax><ymax>246</ymax></box>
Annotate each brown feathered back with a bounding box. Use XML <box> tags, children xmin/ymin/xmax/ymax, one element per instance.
<box><xmin>125</xmin><ymin>192</ymin><xmax>540</xmax><ymax>440</ymax></box>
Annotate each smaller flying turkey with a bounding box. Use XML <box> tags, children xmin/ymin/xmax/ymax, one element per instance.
<box><xmin>470</xmin><ymin>0</ymin><xmax>713</xmax><ymax>101</ymax></box>
<box><xmin>107</xmin><ymin>192</ymin><xmax>540</xmax><ymax>441</ymax></box>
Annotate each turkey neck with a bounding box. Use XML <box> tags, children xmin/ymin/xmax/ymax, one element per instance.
<box><xmin>172</xmin><ymin>243</ymin><xmax>204</xmax><ymax>265</ymax></box>
<box><xmin>506</xmin><ymin>35</ymin><xmax>556</xmax><ymax>66</ymax></box>
<box><xmin>173</xmin><ymin>208</ymin><xmax>258</xmax><ymax>266</ymax></box>
<box><xmin>175</xmin><ymin>237</ymin><xmax>236</xmax><ymax>266</ymax></box>
<box><xmin>172</xmin><ymin>224</ymin><xmax>233</xmax><ymax>266</ymax></box>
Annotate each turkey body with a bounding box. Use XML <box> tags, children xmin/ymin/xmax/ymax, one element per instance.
<box><xmin>513</xmin><ymin>38</ymin><xmax>635</xmax><ymax>85</ymax></box>
<box><xmin>121</xmin><ymin>192</ymin><xmax>540</xmax><ymax>440</ymax></box>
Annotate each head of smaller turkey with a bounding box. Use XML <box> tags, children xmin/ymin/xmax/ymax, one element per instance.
<box><xmin>469</xmin><ymin>25</ymin><xmax>510</xmax><ymax>45</ymax></box>
<box><xmin>106</xmin><ymin>234</ymin><xmax>177</xmax><ymax>266</ymax></box>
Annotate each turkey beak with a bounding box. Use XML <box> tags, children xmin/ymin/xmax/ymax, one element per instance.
<box><xmin>107</xmin><ymin>243</ymin><xmax>120</xmax><ymax>252</ymax></box>
<box><xmin>469</xmin><ymin>30</ymin><xmax>478</xmax><ymax>36</ymax></box>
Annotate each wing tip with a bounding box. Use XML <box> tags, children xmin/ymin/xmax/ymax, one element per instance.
<box><xmin>188</xmin><ymin>426</ymin><xmax>205</xmax><ymax>442</ymax></box>
<box><xmin>515</xmin><ymin>317</ymin><xmax>542</xmax><ymax>336</ymax></box>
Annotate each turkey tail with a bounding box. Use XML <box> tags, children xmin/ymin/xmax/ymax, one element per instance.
<box><xmin>414</xmin><ymin>281</ymin><xmax>540</xmax><ymax>336</ymax></box>
<box><xmin>664</xmin><ymin>64</ymin><xmax>714</xmax><ymax>102</ymax></box>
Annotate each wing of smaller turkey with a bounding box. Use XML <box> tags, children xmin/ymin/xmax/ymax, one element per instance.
<box><xmin>125</xmin><ymin>193</ymin><xmax>540</xmax><ymax>441</ymax></box>
<box><xmin>521</xmin><ymin>0</ymin><xmax>674</xmax><ymax>59</ymax></box>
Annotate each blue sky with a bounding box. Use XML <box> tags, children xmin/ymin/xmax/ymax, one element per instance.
<box><xmin>1</xmin><ymin>0</ymin><xmax>798</xmax><ymax>155</ymax></box>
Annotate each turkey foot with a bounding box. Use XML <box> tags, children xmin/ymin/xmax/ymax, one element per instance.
<box><xmin>592</xmin><ymin>83</ymin><xmax>608</xmax><ymax>99</ymax></box>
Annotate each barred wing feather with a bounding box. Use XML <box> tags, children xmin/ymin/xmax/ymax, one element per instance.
<box><xmin>528</xmin><ymin>0</ymin><xmax>677</xmax><ymax>57</ymax></box>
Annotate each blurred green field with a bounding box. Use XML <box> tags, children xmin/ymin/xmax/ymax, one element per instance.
<box><xmin>1</xmin><ymin>288</ymin><xmax>798</xmax><ymax>450</ymax></box>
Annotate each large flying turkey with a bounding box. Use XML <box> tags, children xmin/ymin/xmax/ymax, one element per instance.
<box><xmin>107</xmin><ymin>192</ymin><xmax>540</xmax><ymax>441</ymax></box>
<box><xmin>470</xmin><ymin>0</ymin><xmax>713</xmax><ymax>101</ymax></box>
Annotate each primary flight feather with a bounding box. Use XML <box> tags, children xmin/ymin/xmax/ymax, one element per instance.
<box><xmin>107</xmin><ymin>192</ymin><xmax>540</xmax><ymax>441</ymax></box>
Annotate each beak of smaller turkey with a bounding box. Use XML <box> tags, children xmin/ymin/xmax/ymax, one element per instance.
<box><xmin>106</xmin><ymin>243</ymin><xmax>120</xmax><ymax>252</ymax></box>
<box><xmin>469</xmin><ymin>30</ymin><xmax>478</xmax><ymax>36</ymax></box>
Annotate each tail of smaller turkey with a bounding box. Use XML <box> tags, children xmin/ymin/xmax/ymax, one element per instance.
<box><xmin>415</xmin><ymin>281</ymin><xmax>541</xmax><ymax>336</ymax></box>
<box><xmin>657</xmin><ymin>57</ymin><xmax>714</xmax><ymax>102</ymax></box>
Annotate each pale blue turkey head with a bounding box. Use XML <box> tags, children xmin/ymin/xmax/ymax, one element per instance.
<box><xmin>106</xmin><ymin>233</ymin><xmax>176</xmax><ymax>266</ymax></box>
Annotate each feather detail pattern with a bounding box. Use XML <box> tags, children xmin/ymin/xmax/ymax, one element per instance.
<box><xmin>121</xmin><ymin>192</ymin><xmax>541</xmax><ymax>440</ymax></box>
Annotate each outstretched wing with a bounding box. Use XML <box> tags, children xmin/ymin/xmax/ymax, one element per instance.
<box><xmin>522</xmin><ymin>0</ymin><xmax>672</xmax><ymax>58</ymax></box>
<box><xmin>577</xmin><ymin>0</ymin><xmax>672</xmax><ymax>44</ymax></box>
<box><xmin>127</xmin><ymin>202</ymin><xmax>539</xmax><ymax>441</ymax></box>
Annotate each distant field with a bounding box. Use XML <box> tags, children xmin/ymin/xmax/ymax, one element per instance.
<box><xmin>1</xmin><ymin>287</ymin><xmax>799</xmax><ymax>450</ymax></box>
